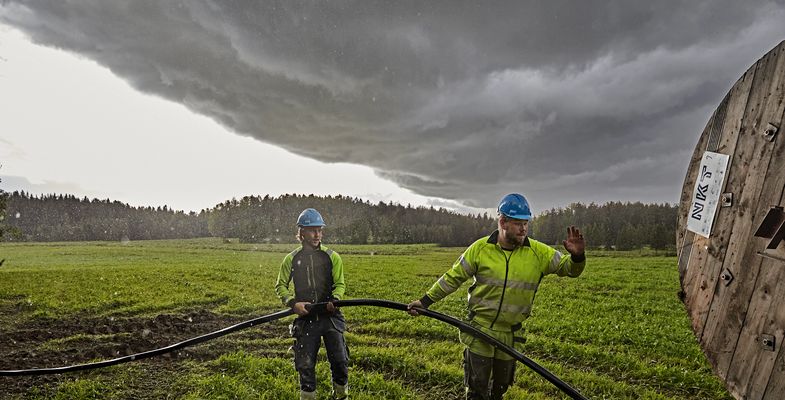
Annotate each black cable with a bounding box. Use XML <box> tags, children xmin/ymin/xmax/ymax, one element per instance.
<box><xmin>0</xmin><ymin>308</ymin><xmax>293</xmax><ymax>376</ymax></box>
<box><xmin>0</xmin><ymin>299</ymin><xmax>588</xmax><ymax>400</ymax></box>
<box><xmin>337</xmin><ymin>300</ymin><xmax>587</xmax><ymax>400</ymax></box>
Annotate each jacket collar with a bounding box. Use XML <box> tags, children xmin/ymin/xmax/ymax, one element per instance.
<box><xmin>487</xmin><ymin>230</ymin><xmax>530</xmax><ymax>248</ymax></box>
<box><xmin>299</xmin><ymin>243</ymin><xmax>322</xmax><ymax>253</ymax></box>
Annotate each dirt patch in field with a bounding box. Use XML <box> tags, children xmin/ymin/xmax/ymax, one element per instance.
<box><xmin>0</xmin><ymin>309</ymin><xmax>290</xmax><ymax>398</ymax></box>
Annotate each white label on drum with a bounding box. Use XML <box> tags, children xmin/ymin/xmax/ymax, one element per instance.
<box><xmin>687</xmin><ymin>151</ymin><xmax>730</xmax><ymax>238</ymax></box>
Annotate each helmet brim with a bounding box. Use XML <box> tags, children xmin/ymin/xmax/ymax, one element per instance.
<box><xmin>502</xmin><ymin>213</ymin><xmax>531</xmax><ymax>220</ymax></box>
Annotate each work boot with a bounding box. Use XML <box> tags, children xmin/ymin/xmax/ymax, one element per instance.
<box><xmin>332</xmin><ymin>382</ymin><xmax>348</xmax><ymax>399</ymax></box>
<box><xmin>300</xmin><ymin>389</ymin><xmax>317</xmax><ymax>400</ymax></box>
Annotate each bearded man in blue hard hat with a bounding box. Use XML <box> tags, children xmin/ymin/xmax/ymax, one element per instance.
<box><xmin>275</xmin><ymin>208</ymin><xmax>349</xmax><ymax>400</ymax></box>
<box><xmin>408</xmin><ymin>193</ymin><xmax>586</xmax><ymax>400</ymax></box>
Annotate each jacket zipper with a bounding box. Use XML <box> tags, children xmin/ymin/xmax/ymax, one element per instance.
<box><xmin>307</xmin><ymin>254</ymin><xmax>320</xmax><ymax>321</ymax></box>
<box><xmin>309</xmin><ymin>254</ymin><xmax>316</xmax><ymax>301</ymax></box>
<box><xmin>489</xmin><ymin>247</ymin><xmax>512</xmax><ymax>329</ymax></box>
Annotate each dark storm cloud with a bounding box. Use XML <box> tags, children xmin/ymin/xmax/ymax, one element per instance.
<box><xmin>2</xmin><ymin>1</ymin><xmax>785</xmax><ymax>210</ymax></box>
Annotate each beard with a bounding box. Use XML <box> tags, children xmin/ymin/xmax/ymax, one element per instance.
<box><xmin>504</xmin><ymin>231</ymin><xmax>525</xmax><ymax>247</ymax></box>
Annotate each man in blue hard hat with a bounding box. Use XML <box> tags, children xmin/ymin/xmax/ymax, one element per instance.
<box><xmin>275</xmin><ymin>208</ymin><xmax>349</xmax><ymax>400</ymax></box>
<box><xmin>408</xmin><ymin>193</ymin><xmax>586</xmax><ymax>400</ymax></box>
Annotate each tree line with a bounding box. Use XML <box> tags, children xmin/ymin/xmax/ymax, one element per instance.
<box><xmin>207</xmin><ymin>194</ymin><xmax>495</xmax><ymax>246</ymax></box>
<box><xmin>0</xmin><ymin>191</ymin><xmax>677</xmax><ymax>249</ymax></box>
<box><xmin>2</xmin><ymin>192</ymin><xmax>495</xmax><ymax>246</ymax></box>
<box><xmin>3</xmin><ymin>192</ymin><xmax>208</xmax><ymax>242</ymax></box>
<box><xmin>530</xmin><ymin>202</ymin><xmax>677</xmax><ymax>250</ymax></box>
<box><xmin>0</xmin><ymin>177</ymin><xmax>7</xmax><ymax>240</ymax></box>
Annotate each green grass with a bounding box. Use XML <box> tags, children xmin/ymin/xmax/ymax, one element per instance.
<box><xmin>0</xmin><ymin>238</ymin><xmax>731</xmax><ymax>399</ymax></box>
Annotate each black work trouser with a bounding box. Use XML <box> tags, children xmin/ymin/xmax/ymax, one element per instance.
<box><xmin>463</xmin><ymin>349</ymin><xmax>516</xmax><ymax>400</ymax></box>
<box><xmin>291</xmin><ymin>312</ymin><xmax>349</xmax><ymax>393</ymax></box>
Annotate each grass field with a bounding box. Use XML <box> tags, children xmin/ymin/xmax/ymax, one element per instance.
<box><xmin>0</xmin><ymin>239</ymin><xmax>731</xmax><ymax>399</ymax></box>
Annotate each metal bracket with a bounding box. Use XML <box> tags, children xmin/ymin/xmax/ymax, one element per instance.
<box><xmin>763</xmin><ymin>123</ymin><xmax>779</xmax><ymax>142</ymax></box>
<box><xmin>720</xmin><ymin>268</ymin><xmax>734</xmax><ymax>286</ymax></box>
<box><xmin>756</xmin><ymin>251</ymin><xmax>785</xmax><ymax>264</ymax></box>
<box><xmin>759</xmin><ymin>334</ymin><xmax>776</xmax><ymax>352</ymax></box>
<box><xmin>721</xmin><ymin>193</ymin><xmax>733</xmax><ymax>207</ymax></box>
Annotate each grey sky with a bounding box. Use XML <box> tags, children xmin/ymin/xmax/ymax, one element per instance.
<box><xmin>2</xmin><ymin>1</ymin><xmax>785</xmax><ymax>212</ymax></box>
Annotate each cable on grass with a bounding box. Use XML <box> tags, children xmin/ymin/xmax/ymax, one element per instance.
<box><xmin>0</xmin><ymin>299</ymin><xmax>587</xmax><ymax>400</ymax></box>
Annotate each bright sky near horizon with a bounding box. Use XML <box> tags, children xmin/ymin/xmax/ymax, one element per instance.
<box><xmin>0</xmin><ymin>26</ymin><xmax>481</xmax><ymax>214</ymax></box>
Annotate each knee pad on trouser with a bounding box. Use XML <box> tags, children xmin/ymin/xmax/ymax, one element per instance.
<box><xmin>300</xmin><ymin>389</ymin><xmax>317</xmax><ymax>400</ymax></box>
<box><xmin>324</xmin><ymin>329</ymin><xmax>349</xmax><ymax>386</ymax></box>
<box><xmin>332</xmin><ymin>382</ymin><xmax>349</xmax><ymax>400</ymax></box>
<box><xmin>294</xmin><ymin>339</ymin><xmax>317</xmax><ymax>392</ymax></box>
<box><xmin>463</xmin><ymin>348</ymin><xmax>493</xmax><ymax>400</ymax></box>
<box><xmin>490</xmin><ymin>358</ymin><xmax>516</xmax><ymax>400</ymax></box>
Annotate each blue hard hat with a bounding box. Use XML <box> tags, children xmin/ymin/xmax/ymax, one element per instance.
<box><xmin>497</xmin><ymin>193</ymin><xmax>532</xmax><ymax>220</ymax></box>
<box><xmin>297</xmin><ymin>208</ymin><xmax>326</xmax><ymax>227</ymax></box>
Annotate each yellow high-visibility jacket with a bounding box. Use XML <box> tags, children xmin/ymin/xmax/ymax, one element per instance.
<box><xmin>423</xmin><ymin>231</ymin><xmax>585</xmax><ymax>330</ymax></box>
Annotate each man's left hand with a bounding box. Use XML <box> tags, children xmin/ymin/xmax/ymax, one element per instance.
<box><xmin>563</xmin><ymin>226</ymin><xmax>586</xmax><ymax>256</ymax></box>
<box><xmin>326</xmin><ymin>301</ymin><xmax>337</xmax><ymax>315</ymax></box>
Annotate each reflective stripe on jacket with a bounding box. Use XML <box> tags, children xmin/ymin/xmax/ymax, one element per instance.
<box><xmin>425</xmin><ymin>231</ymin><xmax>585</xmax><ymax>330</ymax></box>
<box><xmin>275</xmin><ymin>245</ymin><xmax>345</xmax><ymax>307</ymax></box>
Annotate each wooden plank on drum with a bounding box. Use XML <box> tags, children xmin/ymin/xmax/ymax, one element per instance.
<box><xmin>678</xmin><ymin>111</ymin><xmax>716</xmax><ymax>319</ymax></box>
<box><xmin>677</xmin><ymin>116</ymin><xmax>713</xmax><ymax>259</ymax></box>
<box><xmin>727</xmin><ymin>104</ymin><xmax>785</xmax><ymax>399</ymax></box>
<box><xmin>763</xmin><ymin>259</ymin><xmax>785</xmax><ymax>400</ymax></box>
<box><xmin>678</xmin><ymin>120</ymin><xmax>712</xmax><ymax>310</ymax></box>
<box><xmin>733</xmin><ymin>253</ymin><xmax>785</xmax><ymax>399</ymax></box>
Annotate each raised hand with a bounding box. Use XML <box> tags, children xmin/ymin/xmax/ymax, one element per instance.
<box><xmin>562</xmin><ymin>226</ymin><xmax>585</xmax><ymax>256</ymax></box>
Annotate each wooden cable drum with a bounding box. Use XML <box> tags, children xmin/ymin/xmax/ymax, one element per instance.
<box><xmin>678</xmin><ymin>40</ymin><xmax>785</xmax><ymax>400</ymax></box>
